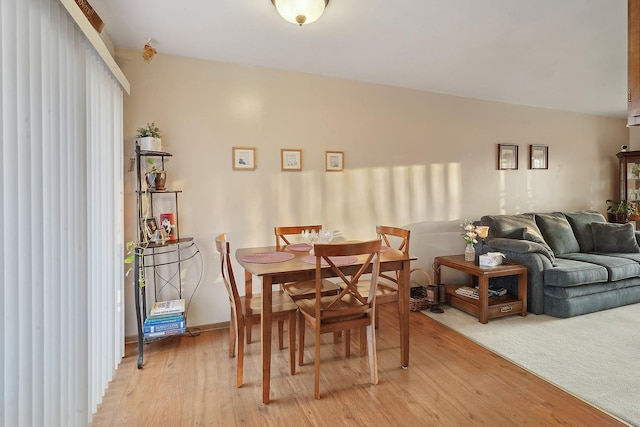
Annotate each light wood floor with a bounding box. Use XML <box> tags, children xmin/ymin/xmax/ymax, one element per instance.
<box><xmin>91</xmin><ymin>305</ymin><xmax>628</xmax><ymax>426</ymax></box>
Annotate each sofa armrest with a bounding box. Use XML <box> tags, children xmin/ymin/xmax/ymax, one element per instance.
<box><xmin>487</xmin><ymin>238</ymin><xmax>554</xmax><ymax>314</ymax></box>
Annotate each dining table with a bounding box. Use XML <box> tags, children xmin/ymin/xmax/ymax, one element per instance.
<box><xmin>236</xmin><ymin>242</ymin><xmax>416</xmax><ymax>403</ymax></box>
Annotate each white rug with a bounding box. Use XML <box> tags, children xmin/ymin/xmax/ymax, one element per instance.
<box><xmin>422</xmin><ymin>303</ymin><xmax>640</xmax><ymax>426</ymax></box>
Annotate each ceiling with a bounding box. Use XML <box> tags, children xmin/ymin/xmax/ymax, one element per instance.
<box><xmin>89</xmin><ymin>0</ymin><xmax>628</xmax><ymax>118</ymax></box>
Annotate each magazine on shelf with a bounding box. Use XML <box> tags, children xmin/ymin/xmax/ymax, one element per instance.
<box><xmin>455</xmin><ymin>286</ymin><xmax>479</xmax><ymax>299</ymax></box>
<box><xmin>474</xmin><ymin>285</ymin><xmax>508</xmax><ymax>297</ymax></box>
<box><xmin>149</xmin><ymin>299</ymin><xmax>185</xmax><ymax>317</ymax></box>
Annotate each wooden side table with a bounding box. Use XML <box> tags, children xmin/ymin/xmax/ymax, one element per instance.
<box><xmin>433</xmin><ymin>254</ymin><xmax>527</xmax><ymax>324</ymax></box>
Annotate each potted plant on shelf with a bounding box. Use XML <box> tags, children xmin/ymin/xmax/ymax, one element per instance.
<box><xmin>145</xmin><ymin>158</ymin><xmax>166</xmax><ymax>191</ymax></box>
<box><xmin>136</xmin><ymin>122</ymin><xmax>162</xmax><ymax>152</ymax></box>
<box><xmin>606</xmin><ymin>199</ymin><xmax>634</xmax><ymax>223</ymax></box>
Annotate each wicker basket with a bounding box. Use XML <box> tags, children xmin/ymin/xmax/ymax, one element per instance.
<box><xmin>409</xmin><ymin>286</ymin><xmax>429</xmax><ymax>311</ymax></box>
<box><xmin>409</xmin><ymin>268</ymin><xmax>434</xmax><ymax>311</ymax></box>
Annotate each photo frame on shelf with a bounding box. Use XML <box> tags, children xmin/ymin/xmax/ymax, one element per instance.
<box><xmin>143</xmin><ymin>217</ymin><xmax>162</xmax><ymax>242</ymax></box>
<box><xmin>498</xmin><ymin>144</ymin><xmax>518</xmax><ymax>170</ymax></box>
<box><xmin>159</xmin><ymin>213</ymin><xmax>177</xmax><ymax>241</ymax></box>
<box><xmin>281</xmin><ymin>149</ymin><xmax>302</xmax><ymax>171</ymax></box>
<box><xmin>325</xmin><ymin>151</ymin><xmax>344</xmax><ymax>172</ymax></box>
<box><xmin>232</xmin><ymin>147</ymin><xmax>256</xmax><ymax>171</ymax></box>
<box><xmin>529</xmin><ymin>144</ymin><xmax>548</xmax><ymax>170</ymax></box>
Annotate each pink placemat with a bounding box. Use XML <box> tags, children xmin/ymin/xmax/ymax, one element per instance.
<box><xmin>287</xmin><ymin>243</ymin><xmax>312</xmax><ymax>252</ymax></box>
<box><xmin>239</xmin><ymin>252</ymin><xmax>295</xmax><ymax>264</ymax></box>
<box><xmin>301</xmin><ymin>255</ymin><xmax>358</xmax><ymax>267</ymax></box>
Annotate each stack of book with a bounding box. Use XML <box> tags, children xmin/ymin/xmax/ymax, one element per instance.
<box><xmin>455</xmin><ymin>286</ymin><xmax>507</xmax><ymax>300</ymax></box>
<box><xmin>143</xmin><ymin>299</ymin><xmax>186</xmax><ymax>339</ymax></box>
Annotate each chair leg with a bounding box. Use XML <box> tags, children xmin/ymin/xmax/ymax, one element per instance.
<box><xmin>298</xmin><ymin>313</ymin><xmax>306</xmax><ymax>366</ymax></box>
<box><xmin>246</xmin><ymin>323</ymin><xmax>252</xmax><ymax>344</ymax></box>
<box><xmin>288</xmin><ymin>312</ymin><xmax>296</xmax><ymax>375</ymax></box>
<box><xmin>345</xmin><ymin>330</ymin><xmax>351</xmax><ymax>357</ymax></box>
<box><xmin>237</xmin><ymin>321</ymin><xmax>245</xmax><ymax>388</ymax></box>
<box><xmin>366</xmin><ymin>323</ymin><xmax>378</xmax><ymax>385</ymax></box>
<box><xmin>278</xmin><ymin>319</ymin><xmax>285</xmax><ymax>350</ymax></box>
<box><xmin>360</xmin><ymin>327</ymin><xmax>367</xmax><ymax>356</ymax></box>
<box><xmin>375</xmin><ymin>308</ymin><xmax>380</xmax><ymax>329</ymax></box>
<box><xmin>229</xmin><ymin>311</ymin><xmax>237</xmax><ymax>358</ymax></box>
<box><xmin>314</xmin><ymin>327</ymin><xmax>322</xmax><ymax>399</ymax></box>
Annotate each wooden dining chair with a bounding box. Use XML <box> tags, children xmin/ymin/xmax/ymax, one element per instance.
<box><xmin>215</xmin><ymin>233</ymin><xmax>297</xmax><ymax>388</ymax></box>
<box><xmin>274</xmin><ymin>225</ymin><xmax>341</xmax><ymax>301</ymax></box>
<box><xmin>294</xmin><ymin>239</ymin><xmax>382</xmax><ymax>399</ymax></box>
<box><xmin>345</xmin><ymin>225</ymin><xmax>410</xmax><ymax>328</ymax></box>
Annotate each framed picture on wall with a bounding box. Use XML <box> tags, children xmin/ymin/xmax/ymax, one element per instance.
<box><xmin>232</xmin><ymin>147</ymin><xmax>256</xmax><ymax>171</ymax></box>
<box><xmin>325</xmin><ymin>151</ymin><xmax>344</xmax><ymax>172</ymax></box>
<box><xmin>281</xmin><ymin>149</ymin><xmax>302</xmax><ymax>171</ymax></box>
<box><xmin>529</xmin><ymin>145</ymin><xmax>548</xmax><ymax>169</ymax></box>
<box><xmin>497</xmin><ymin>144</ymin><xmax>518</xmax><ymax>170</ymax></box>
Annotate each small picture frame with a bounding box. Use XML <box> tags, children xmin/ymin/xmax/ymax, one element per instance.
<box><xmin>232</xmin><ymin>147</ymin><xmax>256</xmax><ymax>171</ymax></box>
<box><xmin>325</xmin><ymin>151</ymin><xmax>344</xmax><ymax>172</ymax></box>
<box><xmin>498</xmin><ymin>144</ymin><xmax>518</xmax><ymax>170</ymax></box>
<box><xmin>143</xmin><ymin>217</ymin><xmax>162</xmax><ymax>242</ymax></box>
<box><xmin>159</xmin><ymin>213</ymin><xmax>177</xmax><ymax>241</ymax></box>
<box><xmin>281</xmin><ymin>149</ymin><xmax>302</xmax><ymax>171</ymax></box>
<box><xmin>529</xmin><ymin>144</ymin><xmax>548</xmax><ymax>170</ymax></box>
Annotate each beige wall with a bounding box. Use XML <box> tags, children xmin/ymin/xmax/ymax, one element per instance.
<box><xmin>117</xmin><ymin>48</ymin><xmax>628</xmax><ymax>336</ymax></box>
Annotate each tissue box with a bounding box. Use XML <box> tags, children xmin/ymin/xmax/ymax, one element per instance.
<box><xmin>479</xmin><ymin>253</ymin><xmax>503</xmax><ymax>267</ymax></box>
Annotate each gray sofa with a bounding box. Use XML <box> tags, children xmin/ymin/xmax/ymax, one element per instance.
<box><xmin>478</xmin><ymin>211</ymin><xmax>640</xmax><ymax>317</ymax></box>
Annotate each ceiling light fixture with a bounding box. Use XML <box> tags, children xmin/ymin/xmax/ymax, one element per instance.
<box><xmin>271</xmin><ymin>0</ymin><xmax>329</xmax><ymax>26</ymax></box>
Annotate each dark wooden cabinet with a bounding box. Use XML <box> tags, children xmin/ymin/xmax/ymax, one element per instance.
<box><xmin>629</xmin><ymin>0</ymin><xmax>640</xmax><ymax>125</ymax></box>
<box><xmin>617</xmin><ymin>150</ymin><xmax>640</xmax><ymax>219</ymax></box>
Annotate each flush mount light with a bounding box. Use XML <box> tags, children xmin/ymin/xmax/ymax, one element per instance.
<box><xmin>271</xmin><ymin>0</ymin><xmax>329</xmax><ymax>26</ymax></box>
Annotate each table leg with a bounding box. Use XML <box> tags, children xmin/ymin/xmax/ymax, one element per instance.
<box><xmin>261</xmin><ymin>276</ymin><xmax>273</xmax><ymax>403</ymax></box>
<box><xmin>399</xmin><ymin>260</ymin><xmax>410</xmax><ymax>368</ymax></box>
<box><xmin>477</xmin><ymin>275</ymin><xmax>489</xmax><ymax>324</ymax></box>
<box><xmin>518</xmin><ymin>271</ymin><xmax>528</xmax><ymax>317</ymax></box>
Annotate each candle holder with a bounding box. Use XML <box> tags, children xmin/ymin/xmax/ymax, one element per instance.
<box><xmin>476</xmin><ymin>226</ymin><xmax>489</xmax><ymax>254</ymax></box>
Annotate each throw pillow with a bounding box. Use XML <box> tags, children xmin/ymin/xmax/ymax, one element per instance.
<box><xmin>535</xmin><ymin>212</ymin><xmax>581</xmax><ymax>255</ymax></box>
<box><xmin>564</xmin><ymin>211</ymin><xmax>607</xmax><ymax>252</ymax></box>
<box><xmin>591</xmin><ymin>222</ymin><xmax>640</xmax><ymax>253</ymax></box>
<box><xmin>481</xmin><ymin>213</ymin><xmax>546</xmax><ymax>243</ymax></box>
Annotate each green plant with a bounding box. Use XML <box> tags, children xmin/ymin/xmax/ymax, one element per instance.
<box><xmin>147</xmin><ymin>158</ymin><xmax>158</xmax><ymax>172</ymax></box>
<box><xmin>136</xmin><ymin>122</ymin><xmax>161</xmax><ymax>138</ymax></box>
<box><xmin>125</xmin><ymin>240</ymin><xmax>147</xmax><ymax>287</ymax></box>
<box><xmin>606</xmin><ymin>199</ymin><xmax>634</xmax><ymax>214</ymax></box>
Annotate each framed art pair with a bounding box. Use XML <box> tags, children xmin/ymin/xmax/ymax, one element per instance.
<box><xmin>498</xmin><ymin>144</ymin><xmax>548</xmax><ymax>170</ymax></box>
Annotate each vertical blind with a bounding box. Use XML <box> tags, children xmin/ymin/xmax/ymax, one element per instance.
<box><xmin>1</xmin><ymin>0</ymin><xmax>124</xmax><ymax>425</ymax></box>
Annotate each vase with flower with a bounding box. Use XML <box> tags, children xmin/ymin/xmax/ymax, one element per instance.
<box><xmin>461</xmin><ymin>220</ymin><xmax>478</xmax><ymax>262</ymax></box>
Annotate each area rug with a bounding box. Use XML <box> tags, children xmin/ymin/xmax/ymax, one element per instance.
<box><xmin>422</xmin><ymin>303</ymin><xmax>640</xmax><ymax>426</ymax></box>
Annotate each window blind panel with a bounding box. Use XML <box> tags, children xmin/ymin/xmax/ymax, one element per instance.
<box><xmin>1</xmin><ymin>0</ymin><xmax>124</xmax><ymax>425</ymax></box>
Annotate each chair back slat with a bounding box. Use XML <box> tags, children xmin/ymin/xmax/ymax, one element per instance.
<box><xmin>275</xmin><ymin>225</ymin><xmax>322</xmax><ymax>247</ymax></box>
<box><xmin>313</xmin><ymin>240</ymin><xmax>382</xmax><ymax>319</ymax></box>
<box><xmin>215</xmin><ymin>234</ymin><xmax>242</xmax><ymax>319</ymax></box>
<box><xmin>376</xmin><ymin>225</ymin><xmax>410</xmax><ymax>284</ymax></box>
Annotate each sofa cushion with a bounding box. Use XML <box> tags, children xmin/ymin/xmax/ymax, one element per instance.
<box><xmin>564</xmin><ymin>211</ymin><xmax>607</xmax><ymax>252</ymax></box>
<box><xmin>591</xmin><ymin>222</ymin><xmax>640</xmax><ymax>253</ymax></box>
<box><xmin>557</xmin><ymin>252</ymin><xmax>640</xmax><ymax>281</ymax></box>
<box><xmin>535</xmin><ymin>212</ymin><xmax>580</xmax><ymax>255</ymax></box>
<box><xmin>544</xmin><ymin>258</ymin><xmax>608</xmax><ymax>288</ymax></box>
